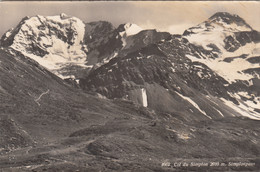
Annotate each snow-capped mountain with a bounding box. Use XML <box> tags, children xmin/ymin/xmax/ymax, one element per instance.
<box><xmin>180</xmin><ymin>12</ymin><xmax>260</xmax><ymax>120</ymax></box>
<box><xmin>183</xmin><ymin>12</ymin><xmax>253</xmax><ymax>50</ymax></box>
<box><xmin>1</xmin><ymin>13</ymin><xmax>89</xmax><ymax>79</ymax></box>
<box><xmin>0</xmin><ymin>15</ymin><xmax>147</xmax><ymax>79</ymax></box>
<box><xmin>183</xmin><ymin>12</ymin><xmax>260</xmax><ymax>83</ymax></box>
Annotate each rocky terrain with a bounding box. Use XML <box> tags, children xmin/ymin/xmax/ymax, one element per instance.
<box><xmin>0</xmin><ymin>12</ymin><xmax>259</xmax><ymax>171</ymax></box>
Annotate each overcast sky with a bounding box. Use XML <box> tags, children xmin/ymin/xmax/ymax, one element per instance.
<box><xmin>0</xmin><ymin>1</ymin><xmax>259</xmax><ymax>36</ymax></box>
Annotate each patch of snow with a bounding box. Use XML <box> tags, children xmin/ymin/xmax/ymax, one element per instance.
<box><xmin>170</xmin><ymin>67</ymin><xmax>175</xmax><ymax>72</ymax></box>
<box><xmin>119</xmin><ymin>23</ymin><xmax>143</xmax><ymax>48</ymax></box>
<box><xmin>247</xmin><ymin>80</ymin><xmax>254</xmax><ymax>86</ymax></box>
<box><xmin>176</xmin><ymin>86</ymin><xmax>181</xmax><ymax>91</ymax></box>
<box><xmin>222</xmin><ymin>43</ymin><xmax>260</xmax><ymax>58</ymax></box>
<box><xmin>3</xmin><ymin>29</ymin><xmax>13</xmax><ymax>40</ymax></box>
<box><xmin>184</xmin><ymin>22</ymin><xmax>228</xmax><ymax>51</ymax></box>
<box><xmin>60</xmin><ymin>13</ymin><xmax>69</xmax><ymax>19</ymax></box>
<box><xmin>213</xmin><ymin>107</ymin><xmax>224</xmax><ymax>117</ymax></box>
<box><xmin>186</xmin><ymin>44</ymin><xmax>260</xmax><ymax>83</ymax></box>
<box><xmin>175</xmin><ymin>92</ymin><xmax>212</xmax><ymax>119</ymax></box>
<box><xmin>111</xmin><ymin>63</ymin><xmax>118</xmax><ymax>67</ymax></box>
<box><xmin>141</xmin><ymin>88</ymin><xmax>148</xmax><ymax>107</ymax></box>
<box><xmin>100</xmin><ymin>52</ymin><xmax>118</xmax><ymax>65</ymax></box>
<box><xmin>237</xmin><ymin>91</ymin><xmax>252</xmax><ymax>99</ymax></box>
<box><xmin>97</xmin><ymin>93</ymin><xmax>107</xmax><ymax>99</ymax></box>
<box><xmin>5</xmin><ymin>31</ymin><xmax>12</xmax><ymax>38</ymax></box>
<box><xmin>120</xmin><ymin>23</ymin><xmax>143</xmax><ymax>37</ymax></box>
<box><xmin>227</xmin><ymin>92</ymin><xmax>240</xmax><ymax>99</ymax></box>
<box><xmin>121</xmin><ymin>37</ymin><xmax>127</xmax><ymax>47</ymax></box>
<box><xmin>177</xmin><ymin>133</ymin><xmax>191</xmax><ymax>140</ymax></box>
<box><xmin>193</xmin><ymin>65</ymin><xmax>204</xmax><ymax>69</ymax></box>
<box><xmin>220</xmin><ymin>98</ymin><xmax>260</xmax><ymax>120</ymax></box>
<box><xmin>244</xmin><ymin>99</ymin><xmax>259</xmax><ymax>109</ymax></box>
<box><xmin>197</xmin><ymin>71</ymin><xmax>203</xmax><ymax>78</ymax></box>
<box><xmin>186</xmin><ymin>54</ymin><xmax>200</xmax><ymax>61</ymax></box>
<box><xmin>216</xmin><ymin>18</ymin><xmax>252</xmax><ymax>32</ymax></box>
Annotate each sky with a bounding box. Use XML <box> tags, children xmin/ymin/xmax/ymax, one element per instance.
<box><xmin>0</xmin><ymin>1</ymin><xmax>259</xmax><ymax>36</ymax></box>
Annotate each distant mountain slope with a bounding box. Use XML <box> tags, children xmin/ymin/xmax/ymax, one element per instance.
<box><xmin>1</xmin><ymin>12</ymin><xmax>259</xmax><ymax>121</ymax></box>
<box><xmin>80</xmin><ymin>35</ymin><xmax>260</xmax><ymax>120</ymax></box>
<box><xmin>183</xmin><ymin>12</ymin><xmax>260</xmax><ymax>83</ymax></box>
<box><xmin>79</xmin><ymin>12</ymin><xmax>260</xmax><ymax>120</ymax></box>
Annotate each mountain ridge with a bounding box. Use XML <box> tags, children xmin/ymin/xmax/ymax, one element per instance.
<box><xmin>1</xmin><ymin>12</ymin><xmax>260</xmax><ymax>121</ymax></box>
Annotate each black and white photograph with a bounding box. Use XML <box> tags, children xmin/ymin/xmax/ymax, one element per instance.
<box><xmin>0</xmin><ymin>1</ymin><xmax>259</xmax><ymax>171</ymax></box>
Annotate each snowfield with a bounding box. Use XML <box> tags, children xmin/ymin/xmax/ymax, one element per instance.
<box><xmin>9</xmin><ymin>14</ymin><xmax>89</xmax><ymax>78</ymax></box>
<box><xmin>186</xmin><ymin>42</ymin><xmax>260</xmax><ymax>83</ymax></box>
<box><xmin>175</xmin><ymin>91</ymin><xmax>212</xmax><ymax>119</ymax></box>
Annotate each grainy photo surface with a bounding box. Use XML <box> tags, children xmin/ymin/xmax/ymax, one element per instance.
<box><xmin>0</xmin><ymin>1</ymin><xmax>259</xmax><ymax>171</ymax></box>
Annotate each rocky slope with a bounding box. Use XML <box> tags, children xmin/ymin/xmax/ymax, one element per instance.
<box><xmin>80</xmin><ymin>12</ymin><xmax>260</xmax><ymax>120</ymax></box>
<box><xmin>0</xmin><ymin>49</ymin><xmax>259</xmax><ymax>171</ymax></box>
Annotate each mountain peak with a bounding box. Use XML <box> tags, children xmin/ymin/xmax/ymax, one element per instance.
<box><xmin>1</xmin><ymin>14</ymin><xmax>88</xmax><ymax>78</ymax></box>
<box><xmin>118</xmin><ymin>23</ymin><xmax>143</xmax><ymax>37</ymax></box>
<box><xmin>208</xmin><ymin>12</ymin><xmax>252</xmax><ymax>30</ymax></box>
<box><xmin>183</xmin><ymin>12</ymin><xmax>253</xmax><ymax>38</ymax></box>
<box><xmin>60</xmin><ymin>13</ymin><xmax>70</xmax><ymax>19</ymax></box>
<box><xmin>209</xmin><ymin>12</ymin><xmax>240</xmax><ymax>20</ymax></box>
